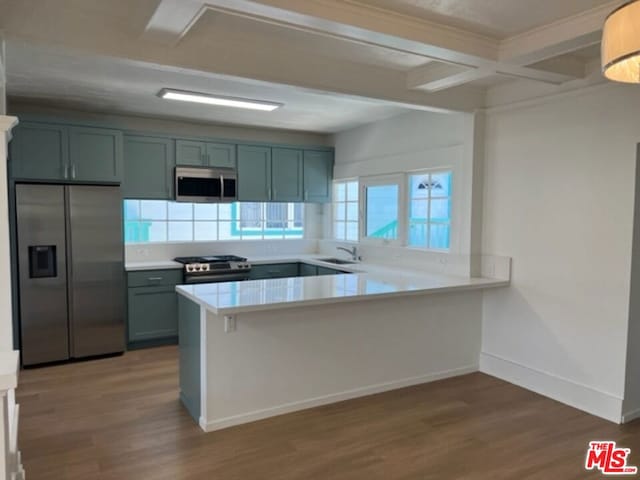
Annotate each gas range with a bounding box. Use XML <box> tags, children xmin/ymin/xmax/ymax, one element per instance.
<box><xmin>174</xmin><ymin>255</ymin><xmax>252</xmax><ymax>284</ymax></box>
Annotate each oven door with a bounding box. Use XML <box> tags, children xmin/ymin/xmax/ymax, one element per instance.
<box><xmin>184</xmin><ymin>272</ymin><xmax>251</xmax><ymax>284</ymax></box>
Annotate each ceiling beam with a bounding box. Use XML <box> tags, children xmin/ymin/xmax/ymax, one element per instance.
<box><xmin>143</xmin><ymin>0</ymin><xmax>206</xmax><ymax>46</ymax></box>
<box><xmin>499</xmin><ymin>0</ymin><xmax>618</xmax><ymax>65</ymax></box>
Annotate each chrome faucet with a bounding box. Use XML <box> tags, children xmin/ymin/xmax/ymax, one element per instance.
<box><xmin>336</xmin><ymin>245</ymin><xmax>360</xmax><ymax>262</ymax></box>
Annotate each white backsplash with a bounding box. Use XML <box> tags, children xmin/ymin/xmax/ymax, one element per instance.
<box><xmin>126</xmin><ymin>239</ymin><xmax>319</xmax><ymax>263</ymax></box>
<box><xmin>319</xmin><ymin>240</ymin><xmax>511</xmax><ymax>280</ymax></box>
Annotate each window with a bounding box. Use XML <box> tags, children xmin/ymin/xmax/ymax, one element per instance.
<box><xmin>333</xmin><ymin>180</ymin><xmax>359</xmax><ymax>241</ymax></box>
<box><xmin>361</xmin><ymin>174</ymin><xmax>404</xmax><ymax>244</ymax></box>
<box><xmin>123</xmin><ymin>200</ymin><xmax>304</xmax><ymax>243</ymax></box>
<box><xmin>407</xmin><ymin>170</ymin><xmax>452</xmax><ymax>250</ymax></box>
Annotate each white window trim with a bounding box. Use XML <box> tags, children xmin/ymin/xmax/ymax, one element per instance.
<box><xmin>359</xmin><ymin>173</ymin><xmax>406</xmax><ymax>247</ymax></box>
<box><xmin>405</xmin><ymin>167</ymin><xmax>453</xmax><ymax>252</ymax></box>
<box><xmin>332</xmin><ymin>179</ymin><xmax>359</xmax><ymax>243</ymax></box>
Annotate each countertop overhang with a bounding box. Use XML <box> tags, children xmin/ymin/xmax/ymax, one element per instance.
<box><xmin>170</xmin><ymin>255</ymin><xmax>509</xmax><ymax>315</ymax></box>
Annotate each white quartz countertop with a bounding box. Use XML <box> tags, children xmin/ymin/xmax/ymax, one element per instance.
<box><xmin>175</xmin><ymin>254</ymin><xmax>509</xmax><ymax>315</ymax></box>
<box><xmin>126</xmin><ymin>260</ymin><xmax>183</xmax><ymax>271</ymax></box>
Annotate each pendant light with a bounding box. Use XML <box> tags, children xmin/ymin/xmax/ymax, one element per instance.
<box><xmin>602</xmin><ymin>0</ymin><xmax>640</xmax><ymax>83</ymax></box>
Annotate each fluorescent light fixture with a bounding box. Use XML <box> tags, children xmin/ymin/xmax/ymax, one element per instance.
<box><xmin>158</xmin><ymin>88</ymin><xmax>282</xmax><ymax>111</ymax></box>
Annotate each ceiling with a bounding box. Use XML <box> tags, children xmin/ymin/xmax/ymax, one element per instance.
<box><xmin>358</xmin><ymin>0</ymin><xmax>612</xmax><ymax>38</ymax></box>
<box><xmin>5</xmin><ymin>42</ymin><xmax>410</xmax><ymax>133</ymax></box>
<box><xmin>0</xmin><ymin>0</ymin><xmax>620</xmax><ymax>131</ymax></box>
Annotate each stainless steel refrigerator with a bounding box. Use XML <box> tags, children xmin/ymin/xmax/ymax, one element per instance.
<box><xmin>16</xmin><ymin>184</ymin><xmax>125</xmax><ymax>366</ymax></box>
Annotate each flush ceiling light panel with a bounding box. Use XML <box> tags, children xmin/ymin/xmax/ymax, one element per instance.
<box><xmin>158</xmin><ymin>89</ymin><xmax>283</xmax><ymax>111</ymax></box>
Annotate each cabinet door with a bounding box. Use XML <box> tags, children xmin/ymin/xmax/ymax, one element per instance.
<box><xmin>69</xmin><ymin>127</ymin><xmax>123</xmax><ymax>182</ymax></box>
<box><xmin>317</xmin><ymin>266</ymin><xmax>341</xmax><ymax>276</ymax></box>
<box><xmin>299</xmin><ymin>263</ymin><xmax>318</xmax><ymax>276</ymax></box>
<box><xmin>237</xmin><ymin>145</ymin><xmax>272</xmax><ymax>202</ymax></box>
<box><xmin>249</xmin><ymin>263</ymin><xmax>300</xmax><ymax>279</ymax></box>
<box><xmin>206</xmin><ymin>142</ymin><xmax>236</xmax><ymax>168</ymax></box>
<box><xmin>127</xmin><ymin>286</ymin><xmax>178</xmax><ymax>342</ymax></box>
<box><xmin>272</xmin><ymin>148</ymin><xmax>303</xmax><ymax>202</ymax></box>
<box><xmin>10</xmin><ymin>122</ymin><xmax>69</xmax><ymax>180</ymax></box>
<box><xmin>123</xmin><ymin>136</ymin><xmax>175</xmax><ymax>199</ymax></box>
<box><xmin>176</xmin><ymin>140</ymin><xmax>207</xmax><ymax>166</ymax></box>
<box><xmin>303</xmin><ymin>150</ymin><xmax>333</xmax><ymax>203</ymax></box>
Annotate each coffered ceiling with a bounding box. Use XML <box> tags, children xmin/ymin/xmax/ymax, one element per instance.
<box><xmin>0</xmin><ymin>0</ymin><xmax>621</xmax><ymax>132</ymax></box>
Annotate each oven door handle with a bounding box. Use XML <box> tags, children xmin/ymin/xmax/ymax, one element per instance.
<box><xmin>185</xmin><ymin>273</ymin><xmax>251</xmax><ymax>284</ymax></box>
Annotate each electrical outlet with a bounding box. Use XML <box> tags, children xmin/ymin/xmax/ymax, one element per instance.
<box><xmin>224</xmin><ymin>315</ymin><xmax>236</xmax><ymax>333</ymax></box>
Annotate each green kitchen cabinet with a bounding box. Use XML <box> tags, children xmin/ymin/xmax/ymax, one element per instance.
<box><xmin>127</xmin><ymin>285</ymin><xmax>178</xmax><ymax>343</ymax></box>
<box><xmin>9</xmin><ymin>122</ymin><xmax>69</xmax><ymax>181</ymax></box>
<box><xmin>69</xmin><ymin>127</ymin><xmax>123</xmax><ymax>183</ymax></box>
<box><xmin>271</xmin><ymin>148</ymin><xmax>303</xmax><ymax>202</ymax></box>
<box><xmin>123</xmin><ymin>135</ymin><xmax>175</xmax><ymax>199</ymax></box>
<box><xmin>299</xmin><ymin>263</ymin><xmax>318</xmax><ymax>276</ymax></box>
<box><xmin>317</xmin><ymin>266</ymin><xmax>345</xmax><ymax>276</ymax></box>
<box><xmin>303</xmin><ymin>150</ymin><xmax>333</xmax><ymax>203</ymax></box>
<box><xmin>206</xmin><ymin>142</ymin><xmax>236</xmax><ymax>168</ymax></box>
<box><xmin>176</xmin><ymin>140</ymin><xmax>206</xmax><ymax>166</ymax></box>
<box><xmin>176</xmin><ymin>140</ymin><xmax>236</xmax><ymax>168</ymax></box>
<box><xmin>127</xmin><ymin>268</ymin><xmax>182</xmax><ymax>347</ymax></box>
<box><xmin>249</xmin><ymin>263</ymin><xmax>300</xmax><ymax>280</ymax></box>
<box><xmin>237</xmin><ymin>145</ymin><xmax>272</xmax><ymax>201</ymax></box>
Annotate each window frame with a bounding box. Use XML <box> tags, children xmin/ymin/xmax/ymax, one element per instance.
<box><xmin>359</xmin><ymin>173</ymin><xmax>406</xmax><ymax>247</ymax></box>
<box><xmin>332</xmin><ymin>179</ymin><xmax>360</xmax><ymax>243</ymax></box>
<box><xmin>406</xmin><ymin>168</ymin><xmax>453</xmax><ymax>252</ymax></box>
<box><xmin>123</xmin><ymin>200</ymin><xmax>305</xmax><ymax>244</ymax></box>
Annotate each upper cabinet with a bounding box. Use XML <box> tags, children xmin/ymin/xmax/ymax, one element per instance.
<box><xmin>69</xmin><ymin>127</ymin><xmax>122</xmax><ymax>183</ymax></box>
<box><xmin>303</xmin><ymin>150</ymin><xmax>333</xmax><ymax>203</ymax></box>
<box><xmin>10</xmin><ymin>122</ymin><xmax>122</xmax><ymax>184</ymax></box>
<box><xmin>237</xmin><ymin>145</ymin><xmax>272</xmax><ymax>202</ymax></box>
<box><xmin>123</xmin><ymin>135</ymin><xmax>175</xmax><ymax>199</ymax></box>
<box><xmin>9</xmin><ymin>119</ymin><xmax>333</xmax><ymax>203</ymax></box>
<box><xmin>237</xmin><ymin>145</ymin><xmax>333</xmax><ymax>203</ymax></box>
<box><xmin>176</xmin><ymin>140</ymin><xmax>235</xmax><ymax>168</ymax></box>
<box><xmin>271</xmin><ymin>148</ymin><xmax>303</xmax><ymax>202</ymax></box>
<box><xmin>10</xmin><ymin>122</ymin><xmax>68</xmax><ymax>181</ymax></box>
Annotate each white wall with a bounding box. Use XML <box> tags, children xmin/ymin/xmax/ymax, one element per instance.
<box><xmin>0</xmin><ymin>117</ymin><xmax>18</xmax><ymax>351</ymax></box>
<box><xmin>330</xmin><ymin>110</ymin><xmax>482</xmax><ymax>270</ymax></box>
<box><xmin>481</xmin><ymin>84</ymin><xmax>640</xmax><ymax>422</ymax></box>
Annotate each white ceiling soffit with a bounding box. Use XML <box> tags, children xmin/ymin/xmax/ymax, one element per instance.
<box><xmin>5</xmin><ymin>42</ymin><xmax>410</xmax><ymax>133</ymax></box>
<box><xmin>144</xmin><ymin>0</ymin><xmax>619</xmax><ymax>93</ymax></box>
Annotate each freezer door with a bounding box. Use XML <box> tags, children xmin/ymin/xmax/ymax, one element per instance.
<box><xmin>67</xmin><ymin>186</ymin><xmax>125</xmax><ymax>357</ymax></box>
<box><xmin>16</xmin><ymin>184</ymin><xmax>69</xmax><ymax>365</ymax></box>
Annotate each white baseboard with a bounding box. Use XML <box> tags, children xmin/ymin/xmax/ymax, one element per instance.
<box><xmin>480</xmin><ymin>352</ymin><xmax>623</xmax><ymax>424</ymax></box>
<box><xmin>622</xmin><ymin>407</ymin><xmax>640</xmax><ymax>424</ymax></box>
<box><xmin>200</xmin><ymin>365</ymin><xmax>477</xmax><ymax>432</ymax></box>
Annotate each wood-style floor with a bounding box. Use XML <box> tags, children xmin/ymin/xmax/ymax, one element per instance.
<box><xmin>16</xmin><ymin>346</ymin><xmax>640</xmax><ymax>480</ymax></box>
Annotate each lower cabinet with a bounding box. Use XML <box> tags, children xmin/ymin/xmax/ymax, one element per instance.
<box><xmin>249</xmin><ymin>263</ymin><xmax>300</xmax><ymax>280</ymax></box>
<box><xmin>250</xmin><ymin>263</ymin><xmax>348</xmax><ymax>279</ymax></box>
<box><xmin>127</xmin><ymin>269</ymin><xmax>180</xmax><ymax>348</ymax></box>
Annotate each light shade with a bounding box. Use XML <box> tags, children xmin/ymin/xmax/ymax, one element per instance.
<box><xmin>158</xmin><ymin>89</ymin><xmax>282</xmax><ymax>111</ymax></box>
<box><xmin>602</xmin><ymin>0</ymin><xmax>640</xmax><ymax>83</ymax></box>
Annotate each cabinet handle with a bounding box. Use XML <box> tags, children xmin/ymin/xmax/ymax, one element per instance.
<box><xmin>267</xmin><ymin>270</ymin><xmax>281</xmax><ymax>274</ymax></box>
<box><xmin>148</xmin><ymin>277</ymin><xmax>163</xmax><ymax>281</ymax></box>
<box><xmin>304</xmin><ymin>190</ymin><xmax>309</xmax><ymax>201</ymax></box>
<box><xmin>268</xmin><ymin>188</ymin><xmax>272</xmax><ymax>200</ymax></box>
<box><xmin>71</xmin><ymin>165</ymin><xmax>76</xmax><ymax>179</ymax></box>
<box><xmin>64</xmin><ymin>165</ymin><xmax>69</xmax><ymax>179</ymax></box>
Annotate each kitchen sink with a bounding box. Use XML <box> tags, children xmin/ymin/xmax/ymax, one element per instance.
<box><xmin>317</xmin><ymin>257</ymin><xmax>356</xmax><ymax>265</ymax></box>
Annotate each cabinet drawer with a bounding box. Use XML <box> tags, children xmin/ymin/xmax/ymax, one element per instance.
<box><xmin>250</xmin><ymin>263</ymin><xmax>300</xmax><ymax>280</ymax></box>
<box><xmin>127</xmin><ymin>269</ymin><xmax>183</xmax><ymax>287</ymax></box>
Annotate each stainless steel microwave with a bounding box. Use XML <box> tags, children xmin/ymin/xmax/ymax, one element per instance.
<box><xmin>175</xmin><ymin>166</ymin><xmax>237</xmax><ymax>203</ymax></box>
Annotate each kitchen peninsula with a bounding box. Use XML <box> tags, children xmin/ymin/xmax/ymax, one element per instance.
<box><xmin>176</xmin><ymin>256</ymin><xmax>510</xmax><ymax>432</ymax></box>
